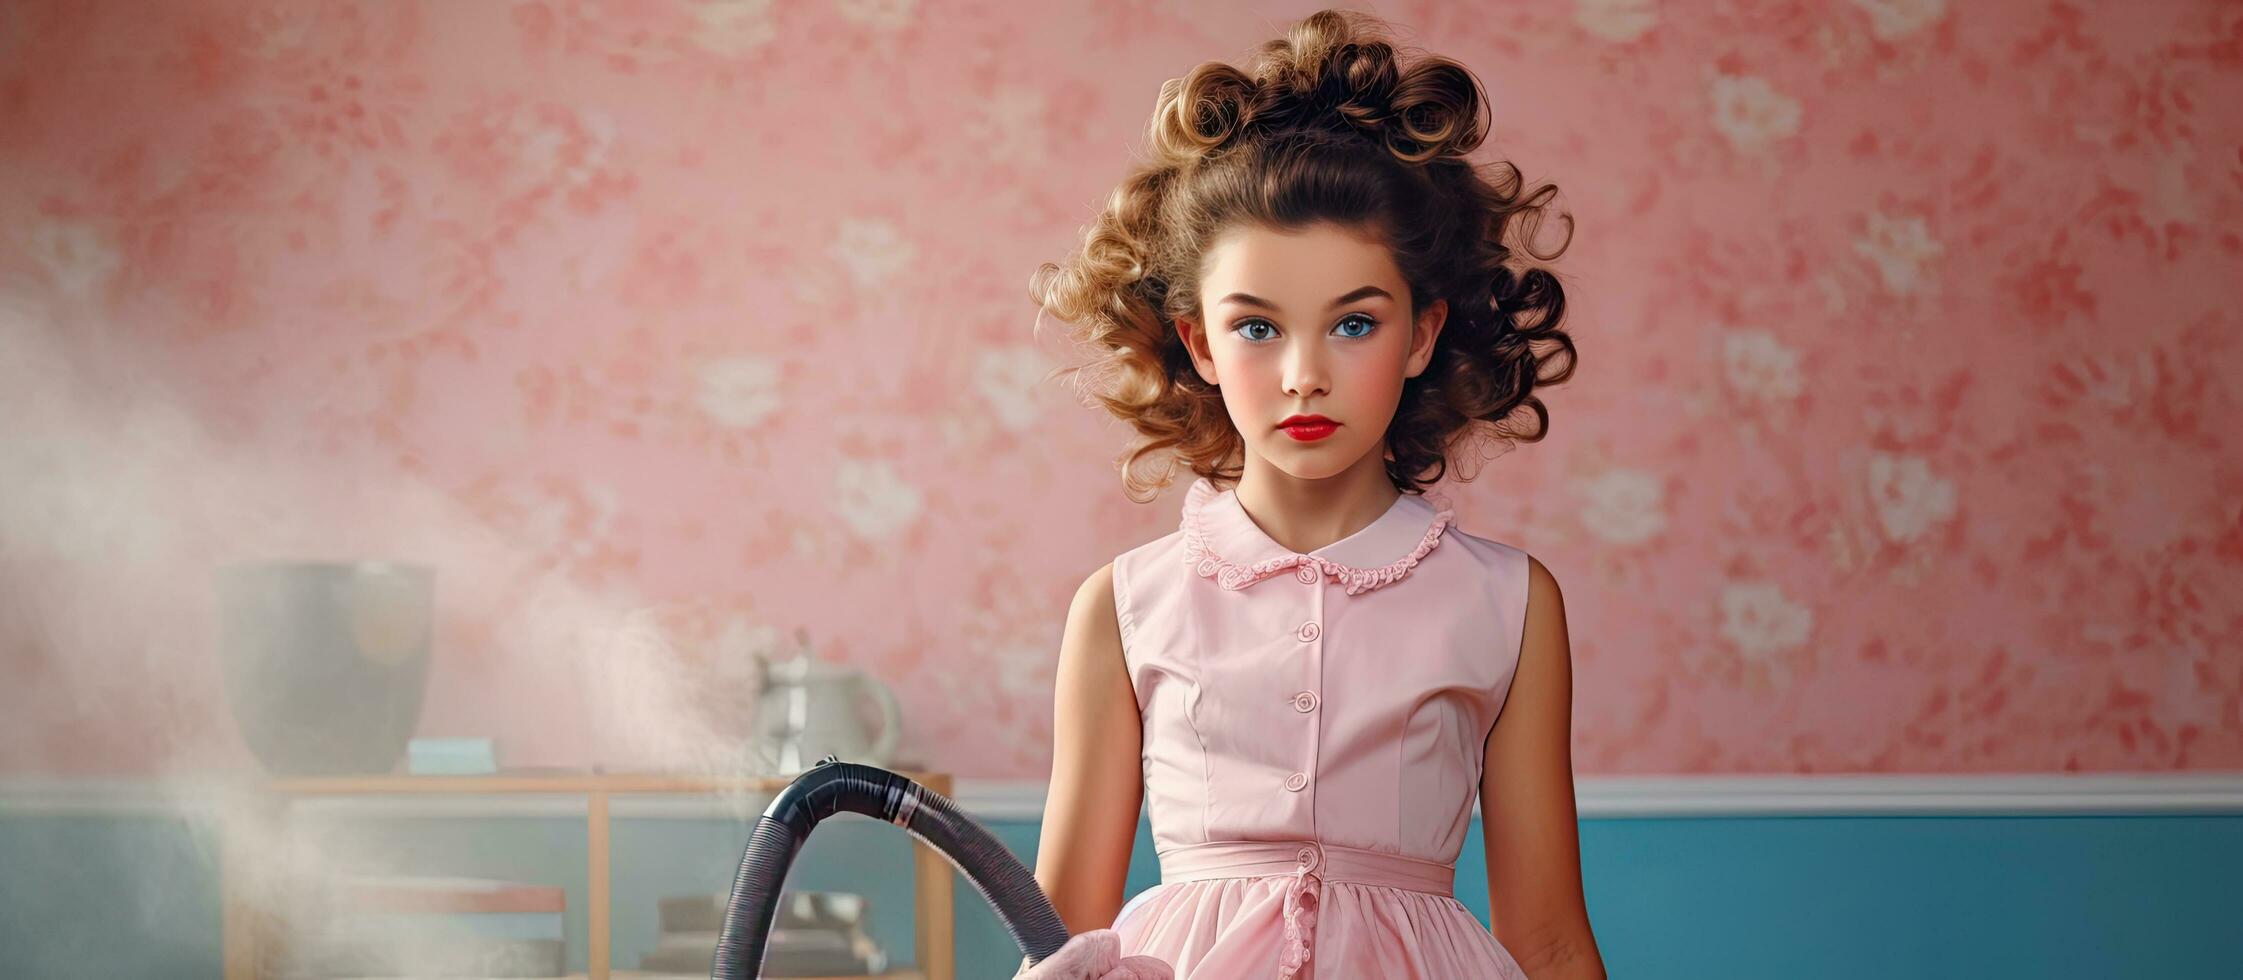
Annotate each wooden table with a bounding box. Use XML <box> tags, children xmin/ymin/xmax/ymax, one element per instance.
<box><xmin>220</xmin><ymin>772</ymin><xmax>956</xmax><ymax>980</ymax></box>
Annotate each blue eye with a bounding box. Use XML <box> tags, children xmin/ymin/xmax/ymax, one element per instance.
<box><xmin>1233</xmin><ymin>315</ymin><xmax>1376</xmax><ymax>342</ymax></box>
<box><xmin>1333</xmin><ymin>315</ymin><xmax>1375</xmax><ymax>338</ymax></box>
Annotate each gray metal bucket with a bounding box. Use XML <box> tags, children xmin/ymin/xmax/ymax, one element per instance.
<box><xmin>216</xmin><ymin>561</ymin><xmax>434</xmax><ymax>776</ymax></box>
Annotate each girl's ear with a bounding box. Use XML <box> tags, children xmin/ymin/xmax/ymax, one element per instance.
<box><xmin>1177</xmin><ymin>315</ymin><xmax>1220</xmax><ymax>386</ymax></box>
<box><xmin>1404</xmin><ymin>298</ymin><xmax>1449</xmax><ymax>379</ymax></box>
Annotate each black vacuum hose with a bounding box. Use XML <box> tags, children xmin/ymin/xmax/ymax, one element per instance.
<box><xmin>710</xmin><ymin>757</ymin><xmax>1071</xmax><ymax>979</ymax></box>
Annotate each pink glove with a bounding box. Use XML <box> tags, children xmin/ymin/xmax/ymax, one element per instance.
<box><xmin>1014</xmin><ymin>929</ymin><xmax>1174</xmax><ymax>979</ymax></box>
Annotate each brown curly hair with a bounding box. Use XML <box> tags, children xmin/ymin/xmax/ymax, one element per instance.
<box><xmin>1029</xmin><ymin>8</ymin><xmax>1577</xmax><ymax>503</ymax></box>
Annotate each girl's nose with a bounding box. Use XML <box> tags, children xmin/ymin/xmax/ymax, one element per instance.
<box><xmin>1282</xmin><ymin>345</ymin><xmax>1331</xmax><ymax>399</ymax></box>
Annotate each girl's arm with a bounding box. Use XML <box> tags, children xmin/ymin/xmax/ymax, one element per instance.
<box><xmin>1481</xmin><ymin>556</ymin><xmax>1608</xmax><ymax>978</ymax></box>
<box><xmin>1033</xmin><ymin>562</ymin><xmax>1146</xmax><ymax>935</ymax></box>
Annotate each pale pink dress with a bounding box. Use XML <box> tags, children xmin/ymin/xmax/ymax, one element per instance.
<box><xmin>1107</xmin><ymin>478</ymin><xmax>1534</xmax><ymax>979</ymax></box>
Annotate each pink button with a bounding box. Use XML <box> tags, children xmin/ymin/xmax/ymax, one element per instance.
<box><xmin>1292</xmin><ymin>691</ymin><xmax>1319</xmax><ymax>713</ymax></box>
<box><xmin>1296</xmin><ymin>621</ymin><xmax>1320</xmax><ymax>642</ymax></box>
<box><xmin>1284</xmin><ymin>772</ymin><xmax>1309</xmax><ymax>792</ymax></box>
<box><xmin>1294</xmin><ymin>564</ymin><xmax>1319</xmax><ymax>584</ymax></box>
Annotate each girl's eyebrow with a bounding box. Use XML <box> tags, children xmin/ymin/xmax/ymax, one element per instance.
<box><xmin>1217</xmin><ymin>285</ymin><xmax>1393</xmax><ymax>312</ymax></box>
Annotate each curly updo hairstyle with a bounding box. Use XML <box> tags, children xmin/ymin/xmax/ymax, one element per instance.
<box><xmin>1030</xmin><ymin>9</ymin><xmax>1577</xmax><ymax>503</ymax></box>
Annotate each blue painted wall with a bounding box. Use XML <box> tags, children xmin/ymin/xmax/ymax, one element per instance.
<box><xmin>4</xmin><ymin>808</ymin><xmax>2239</xmax><ymax>978</ymax></box>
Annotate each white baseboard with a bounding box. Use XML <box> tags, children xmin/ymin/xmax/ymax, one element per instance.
<box><xmin>4</xmin><ymin>772</ymin><xmax>2240</xmax><ymax>820</ymax></box>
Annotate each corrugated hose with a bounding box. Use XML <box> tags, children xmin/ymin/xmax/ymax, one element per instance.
<box><xmin>710</xmin><ymin>757</ymin><xmax>1071</xmax><ymax>979</ymax></box>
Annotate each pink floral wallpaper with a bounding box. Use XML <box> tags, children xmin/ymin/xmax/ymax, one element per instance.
<box><xmin>3</xmin><ymin>0</ymin><xmax>2239</xmax><ymax>779</ymax></box>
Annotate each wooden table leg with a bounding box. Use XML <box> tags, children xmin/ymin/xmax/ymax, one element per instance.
<box><xmin>589</xmin><ymin>790</ymin><xmax>610</xmax><ymax>980</ymax></box>
<box><xmin>222</xmin><ymin>795</ymin><xmax>281</xmax><ymax>980</ymax></box>
<box><xmin>915</xmin><ymin>774</ymin><xmax>957</xmax><ymax>980</ymax></box>
<box><xmin>221</xmin><ymin>804</ymin><xmax>255</xmax><ymax>980</ymax></box>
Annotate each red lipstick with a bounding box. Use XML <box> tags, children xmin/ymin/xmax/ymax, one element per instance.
<box><xmin>1277</xmin><ymin>414</ymin><xmax>1339</xmax><ymax>442</ymax></box>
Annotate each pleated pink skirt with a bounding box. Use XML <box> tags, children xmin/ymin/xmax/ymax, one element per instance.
<box><xmin>1111</xmin><ymin>840</ymin><xmax>1531</xmax><ymax>979</ymax></box>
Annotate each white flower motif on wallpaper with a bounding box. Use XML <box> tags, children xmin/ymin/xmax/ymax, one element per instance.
<box><xmin>962</xmin><ymin>87</ymin><xmax>1053</xmax><ymax>169</ymax></box>
<box><xmin>695</xmin><ymin>356</ymin><xmax>785</xmax><ymax>428</ymax></box>
<box><xmin>1708</xmin><ymin>73</ymin><xmax>1802</xmax><ymax>154</ymax></box>
<box><xmin>22</xmin><ymin>218</ymin><xmax>119</xmax><ymax>298</ymax></box>
<box><xmin>467</xmin><ymin>478</ymin><xmax>624</xmax><ymax>572</ymax></box>
<box><xmin>1579</xmin><ymin>468</ymin><xmax>1668</xmax><ymax>546</ymax></box>
<box><xmin>524</xmin><ymin>112</ymin><xmax>617</xmax><ymax>192</ymax></box>
<box><xmin>984</xmin><ymin>642</ymin><xmax>1057</xmax><ymax>703</ymax></box>
<box><xmin>690</xmin><ymin>0</ymin><xmax>778</xmax><ymax>57</ymax></box>
<box><xmin>1848</xmin><ymin>0</ymin><xmax>1948</xmax><ymax>41</ymax></box>
<box><xmin>975</xmin><ymin>346</ymin><xmax>1052</xmax><ymax>433</ymax></box>
<box><xmin>1854</xmin><ymin>212</ymin><xmax>1945</xmax><ymax>297</ymax></box>
<box><xmin>1573</xmin><ymin>0</ymin><xmax>1657</xmax><ymax>43</ymax></box>
<box><xmin>237</xmin><ymin>5</ymin><xmax>317</xmax><ymax>61</ymax></box>
<box><xmin>1867</xmin><ymin>451</ymin><xmax>1957</xmax><ymax>544</ymax></box>
<box><xmin>1719</xmin><ymin>581</ymin><xmax>1814</xmax><ymax>667</ymax></box>
<box><xmin>443</xmin><ymin>99</ymin><xmax>621</xmax><ymax>199</ymax></box>
<box><xmin>835</xmin><ymin>0</ymin><xmax>917</xmax><ymax>32</ymax></box>
<box><xmin>715</xmin><ymin>615</ymin><xmax>789</xmax><ymax>661</ymax></box>
<box><xmin>832</xmin><ymin>458</ymin><xmax>923</xmax><ymax>541</ymax></box>
<box><xmin>555</xmin><ymin>486</ymin><xmax>622</xmax><ymax>560</ymax></box>
<box><xmin>2149</xmin><ymin>150</ymin><xmax>2204</xmax><ymax>225</ymax></box>
<box><xmin>1721</xmin><ymin>329</ymin><xmax>1804</xmax><ymax>406</ymax></box>
<box><xmin>2049</xmin><ymin>350</ymin><xmax>2157</xmax><ymax>413</ymax></box>
<box><xmin>830</xmin><ymin>218</ymin><xmax>917</xmax><ymax>290</ymax></box>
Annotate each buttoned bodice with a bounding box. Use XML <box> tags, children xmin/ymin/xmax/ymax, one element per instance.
<box><xmin>1113</xmin><ymin>477</ymin><xmax>1532</xmax><ymax>874</ymax></box>
<box><xmin>1106</xmin><ymin>477</ymin><xmax>1537</xmax><ymax>976</ymax></box>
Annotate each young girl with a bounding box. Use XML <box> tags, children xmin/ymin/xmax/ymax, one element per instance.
<box><xmin>1025</xmin><ymin>10</ymin><xmax>1604</xmax><ymax>979</ymax></box>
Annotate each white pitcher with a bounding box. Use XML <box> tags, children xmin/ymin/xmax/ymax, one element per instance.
<box><xmin>749</xmin><ymin>652</ymin><xmax>902</xmax><ymax>774</ymax></box>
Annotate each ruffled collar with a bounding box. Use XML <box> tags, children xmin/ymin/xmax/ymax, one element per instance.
<box><xmin>1179</xmin><ymin>478</ymin><xmax>1455</xmax><ymax>595</ymax></box>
